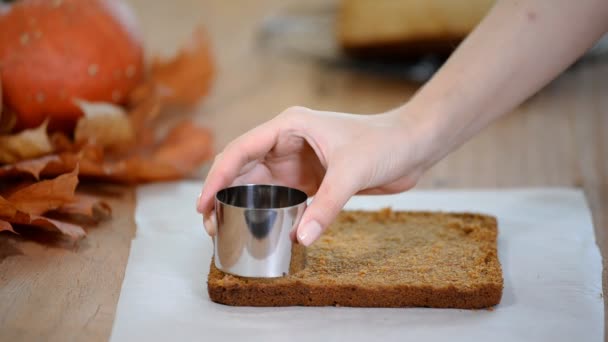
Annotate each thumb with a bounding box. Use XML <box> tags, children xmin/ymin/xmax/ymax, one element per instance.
<box><xmin>296</xmin><ymin>167</ymin><xmax>359</xmax><ymax>246</ymax></box>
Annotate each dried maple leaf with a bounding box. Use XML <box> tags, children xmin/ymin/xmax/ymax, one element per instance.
<box><xmin>5</xmin><ymin>167</ymin><xmax>78</xmax><ymax>215</ymax></box>
<box><xmin>54</xmin><ymin>194</ymin><xmax>112</xmax><ymax>221</ymax></box>
<box><xmin>28</xmin><ymin>216</ymin><xmax>86</xmax><ymax>239</ymax></box>
<box><xmin>0</xmin><ymin>120</ymin><xmax>52</xmax><ymax>164</ymax></box>
<box><xmin>11</xmin><ymin>146</ymin><xmax>111</xmax><ymax>181</ymax></box>
<box><xmin>77</xmin><ymin>120</ymin><xmax>213</xmax><ymax>183</ymax></box>
<box><xmin>0</xmin><ymin>196</ymin><xmax>17</xmax><ymax>218</ymax></box>
<box><xmin>99</xmin><ymin>156</ymin><xmax>194</xmax><ymax>183</ymax></box>
<box><xmin>0</xmin><ymin>134</ymin><xmax>94</xmax><ymax>179</ymax></box>
<box><xmin>0</xmin><ymin>155</ymin><xmax>63</xmax><ymax>179</ymax></box>
<box><xmin>153</xmin><ymin>120</ymin><xmax>213</xmax><ymax>173</ymax></box>
<box><xmin>130</xmin><ymin>28</ymin><xmax>214</xmax><ymax>108</ymax></box>
<box><xmin>0</xmin><ymin>194</ymin><xmax>85</xmax><ymax>240</ymax></box>
<box><xmin>0</xmin><ymin>152</ymin><xmax>81</xmax><ymax>180</ymax></box>
<box><xmin>74</xmin><ymin>99</ymin><xmax>136</xmax><ymax>151</ymax></box>
<box><xmin>128</xmin><ymin>97</ymin><xmax>162</xmax><ymax>147</ymax></box>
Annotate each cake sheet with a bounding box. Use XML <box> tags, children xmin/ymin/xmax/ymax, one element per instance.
<box><xmin>110</xmin><ymin>182</ymin><xmax>603</xmax><ymax>342</ymax></box>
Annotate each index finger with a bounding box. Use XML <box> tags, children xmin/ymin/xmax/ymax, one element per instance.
<box><xmin>196</xmin><ymin>119</ymin><xmax>281</xmax><ymax>217</ymax></box>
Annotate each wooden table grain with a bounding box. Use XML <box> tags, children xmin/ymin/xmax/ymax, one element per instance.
<box><xmin>0</xmin><ymin>1</ymin><xmax>606</xmax><ymax>341</ymax></box>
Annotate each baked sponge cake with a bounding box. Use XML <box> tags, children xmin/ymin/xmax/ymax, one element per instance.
<box><xmin>208</xmin><ymin>209</ymin><xmax>503</xmax><ymax>309</ymax></box>
<box><xmin>337</xmin><ymin>0</ymin><xmax>495</xmax><ymax>57</ymax></box>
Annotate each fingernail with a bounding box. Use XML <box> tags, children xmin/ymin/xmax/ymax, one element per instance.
<box><xmin>204</xmin><ymin>214</ymin><xmax>217</xmax><ymax>236</ymax></box>
<box><xmin>297</xmin><ymin>220</ymin><xmax>322</xmax><ymax>246</ymax></box>
<box><xmin>196</xmin><ymin>193</ymin><xmax>203</xmax><ymax>212</ymax></box>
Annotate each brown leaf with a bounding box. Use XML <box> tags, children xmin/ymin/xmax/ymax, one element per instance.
<box><xmin>0</xmin><ymin>195</ymin><xmax>85</xmax><ymax>240</ymax></box>
<box><xmin>0</xmin><ymin>155</ymin><xmax>62</xmax><ymax>179</ymax></box>
<box><xmin>0</xmin><ymin>120</ymin><xmax>53</xmax><ymax>164</ymax></box>
<box><xmin>6</xmin><ymin>167</ymin><xmax>78</xmax><ymax>215</ymax></box>
<box><xmin>39</xmin><ymin>153</ymin><xmax>81</xmax><ymax>178</ymax></box>
<box><xmin>130</xmin><ymin>28</ymin><xmax>214</xmax><ymax>108</ymax></box>
<box><xmin>74</xmin><ymin>99</ymin><xmax>136</xmax><ymax>151</ymax></box>
<box><xmin>153</xmin><ymin>120</ymin><xmax>213</xmax><ymax>172</ymax></box>
<box><xmin>0</xmin><ymin>152</ymin><xmax>83</xmax><ymax>180</ymax></box>
<box><xmin>54</xmin><ymin>194</ymin><xmax>112</xmax><ymax>221</ymax></box>
<box><xmin>0</xmin><ymin>219</ymin><xmax>16</xmax><ymax>234</ymax></box>
<box><xmin>128</xmin><ymin>97</ymin><xmax>162</xmax><ymax>146</ymax></box>
<box><xmin>63</xmin><ymin>119</ymin><xmax>212</xmax><ymax>183</ymax></box>
<box><xmin>10</xmin><ymin>155</ymin><xmax>62</xmax><ymax>179</ymax></box>
<box><xmin>0</xmin><ymin>196</ymin><xmax>17</xmax><ymax>219</ymax></box>
<box><xmin>105</xmin><ymin>157</ymin><xmax>193</xmax><ymax>183</ymax></box>
<box><xmin>50</xmin><ymin>132</ymin><xmax>78</xmax><ymax>153</ymax></box>
<box><xmin>29</xmin><ymin>216</ymin><xmax>86</xmax><ymax>240</ymax></box>
<box><xmin>83</xmin><ymin>121</ymin><xmax>212</xmax><ymax>183</ymax></box>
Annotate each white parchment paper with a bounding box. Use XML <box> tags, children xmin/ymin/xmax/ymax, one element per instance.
<box><xmin>110</xmin><ymin>182</ymin><xmax>603</xmax><ymax>342</ymax></box>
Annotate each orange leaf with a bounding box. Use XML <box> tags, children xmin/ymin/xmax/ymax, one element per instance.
<box><xmin>0</xmin><ymin>154</ymin><xmax>61</xmax><ymax>179</ymax></box>
<box><xmin>129</xmin><ymin>97</ymin><xmax>161</xmax><ymax>133</ymax></box>
<box><xmin>153</xmin><ymin>120</ymin><xmax>213</xmax><ymax>172</ymax></box>
<box><xmin>131</xmin><ymin>28</ymin><xmax>214</xmax><ymax>107</ymax></box>
<box><xmin>39</xmin><ymin>153</ymin><xmax>80</xmax><ymax>178</ymax></box>
<box><xmin>70</xmin><ymin>121</ymin><xmax>213</xmax><ymax>184</ymax></box>
<box><xmin>128</xmin><ymin>97</ymin><xmax>162</xmax><ymax>146</ymax></box>
<box><xmin>0</xmin><ymin>152</ymin><xmax>83</xmax><ymax>180</ymax></box>
<box><xmin>0</xmin><ymin>195</ymin><xmax>85</xmax><ymax>240</ymax></box>
<box><xmin>54</xmin><ymin>194</ymin><xmax>112</xmax><ymax>221</ymax></box>
<box><xmin>50</xmin><ymin>132</ymin><xmax>78</xmax><ymax>153</ymax></box>
<box><xmin>107</xmin><ymin>157</ymin><xmax>193</xmax><ymax>183</ymax></box>
<box><xmin>0</xmin><ymin>196</ymin><xmax>17</xmax><ymax>218</ymax></box>
<box><xmin>6</xmin><ymin>167</ymin><xmax>78</xmax><ymax>215</ymax></box>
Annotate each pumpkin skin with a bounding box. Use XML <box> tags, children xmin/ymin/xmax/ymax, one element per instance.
<box><xmin>0</xmin><ymin>0</ymin><xmax>144</xmax><ymax>131</ymax></box>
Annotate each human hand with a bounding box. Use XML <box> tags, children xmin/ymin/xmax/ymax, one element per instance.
<box><xmin>196</xmin><ymin>106</ymin><xmax>438</xmax><ymax>246</ymax></box>
<box><xmin>198</xmin><ymin>0</ymin><xmax>608</xmax><ymax>247</ymax></box>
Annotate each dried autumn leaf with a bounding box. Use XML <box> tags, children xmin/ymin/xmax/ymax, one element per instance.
<box><xmin>50</xmin><ymin>131</ymin><xmax>78</xmax><ymax>153</ymax></box>
<box><xmin>0</xmin><ymin>195</ymin><xmax>85</xmax><ymax>240</ymax></box>
<box><xmin>29</xmin><ymin>216</ymin><xmax>86</xmax><ymax>239</ymax></box>
<box><xmin>0</xmin><ymin>155</ymin><xmax>62</xmax><ymax>180</ymax></box>
<box><xmin>0</xmin><ymin>196</ymin><xmax>17</xmax><ymax>218</ymax></box>
<box><xmin>102</xmin><ymin>157</ymin><xmax>193</xmax><ymax>183</ymax></box>
<box><xmin>0</xmin><ymin>219</ymin><xmax>16</xmax><ymax>234</ymax></box>
<box><xmin>153</xmin><ymin>120</ymin><xmax>213</xmax><ymax>172</ymax></box>
<box><xmin>128</xmin><ymin>96</ymin><xmax>162</xmax><ymax>146</ymax></box>
<box><xmin>37</xmin><ymin>153</ymin><xmax>80</xmax><ymax>178</ymax></box>
<box><xmin>74</xmin><ymin>120</ymin><xmax>213</xmax><ymax>183</ymax></box>
<box><xmin>130</xmin><ymin>28</ymin><xmax>214</xmax><ymax>107</ymax></box>
<box><xmin>0</xmin><ymin>120</ymin><xmax>52</xmax><ymax>164</ymax></box>
<box><xmin>54</xmin><ymin>194</ymin><xmax>112</xmax><ymax>221</ymax></box>
<box><xmin>5</xmin><ymin>167</ymin><xmax>78</xmax><ymax>215</ymax></box>
<box><xmin>28</xmin><ymin>145</ymin><xmax>110</xmax><ymax>181</ymax></box>
<box><xmin>74</xmin><ymin>99</ymin><xmax>136</xmax><ymax>151</ymax></box>
<box><xmin>0</xmin><ymin>152</ymin><xmax>81</xmax><ymax>180</ymax></box>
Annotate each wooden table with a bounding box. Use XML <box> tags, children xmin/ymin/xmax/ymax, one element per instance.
<box><xmin>1</xmin><ymin>1</ymin><xmax>606</xmax><ymax>341</ymax></box>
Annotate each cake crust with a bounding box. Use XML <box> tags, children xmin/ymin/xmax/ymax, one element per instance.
<box><xmin>208</xmin><ymin>209</ymin><xmax>503</xmax><ymax>309</ymax></box>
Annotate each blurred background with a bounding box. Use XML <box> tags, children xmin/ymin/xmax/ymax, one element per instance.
<box><xmin>125</xmin><ymin>0</ymin><xmax>607</xmax><ymax>188</ymax></box>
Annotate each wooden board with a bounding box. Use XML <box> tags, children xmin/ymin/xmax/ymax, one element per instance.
<box><xmin>0</xmin><ymin>0</ymin><xmax>606</xmax><ymax>340</ymax></box>
<box><xmin>0</xmin><ymin>188</ymin><xmax>136</xmax><ymax>342</ymax></box>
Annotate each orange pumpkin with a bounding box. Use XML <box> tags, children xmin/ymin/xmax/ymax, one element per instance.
<box><xmin>0</xmin><ymin>0</ymin><xmax>144</xmax><ymax>131</ymax></box>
